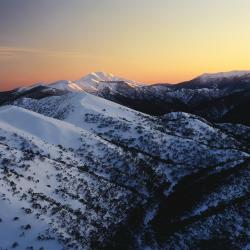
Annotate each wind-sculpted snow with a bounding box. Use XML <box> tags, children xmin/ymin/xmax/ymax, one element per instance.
<box><xmin>2</xmin><ymin>92</ymin><xmax>250</xmax><ymax>249</ymax></box>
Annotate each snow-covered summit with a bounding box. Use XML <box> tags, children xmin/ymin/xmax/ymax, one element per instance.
<box><xmin>79</xmin><ymin>72</ymin><xmax>125</xmax><ymax>82</ymax></box>
<box><xmin>38</xmin><ymin>72</ymin><xmax>142</xmax><ymax>93</ymax></box>
<box><xmin>49</xmin><ymin>80</ymin><xmax>84</xmax><ymax>92</ymax></box>
<box><xmin>197</xmin><ymin>70</ymin><xmax>250</xmax><ymax>83</ymax></box>
<box><xmin>16</xmin><ymin>83</ymin><xmax>47</xmax><ymax>93</ymax></box>
<box><xmin>75</xmin><ymin>71</ymin><xmax>141</xmax><ymax>92</ymax></box>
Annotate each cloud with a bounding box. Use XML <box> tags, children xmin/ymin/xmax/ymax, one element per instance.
<box><xmin>0</xmin><ymin>46</ymin><xmax>40</xmax><ymax>57</ymax></box>
<box><xmin>0</xmin><ymin>46</ymin><xmax>93</xmax><ymax>59</ymax></box>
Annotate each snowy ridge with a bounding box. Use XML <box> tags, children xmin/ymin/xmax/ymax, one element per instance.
<box><xmin>0</xmin><ymin>105</ymin><xmax>157</xmax><ymax>249</ymax></box>
<box><xmin>197</xmin><ymin>70</ymin><xmax>250</xmax><ymax>83</ymax></box>
<box><xmin>15</xmin><ymin>92</ymin><xmax>248</xmax><ymax>172</ymax></box>
<box><xmin>5</xmin><ymin>70</ymin><xmax>250</xmax><ymax>128</ymax></box>
<box><xmin>13</xmin><ymin>72</ymin><xmax>142</xmax><ymax>95</ymax></box>
<box><xmin>47</xmin><ymin>72</ymin><xmax>142</xmax><ymax>93</ymax></box>
<box><xmin>16</xmin><ymin>83</ymin><xmax>48</xmax><ymax>93</ymax></box>
<box><xmin>77</xmin><ymin>71</ymin><xmax>141</xmax><ymax>88</ymax></box>
<box><xmin>49</xmin><ymin>80</ymin><xmax>84</xmax><ymax>92</ymax></box>
<box><xmin>4</xmin><ymin>93</ymin><xmax>250</xmax><ymax>249</ymax></box>
<box><xmin>0</xmin><ymin>105</ymin><xmax>91</xmax><ymax>148</ymax></box>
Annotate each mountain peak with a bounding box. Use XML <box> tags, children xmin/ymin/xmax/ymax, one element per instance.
<box><xmin>49</xmin><ymin>80</ymin><xmax>84</xmax><ymax>92</ymax></box>
<box><xmin>198</xmin><ymin>70</ymin><xmax>250</xmax><ymax>82</ymax></box>
<box><xmin>76</xmin><ymin>71</ymin><xmax>141</xmax><ymax>91</ymax></box>
<box><xmin>89</xmin><ymin>71</ymin><xmax>115</xmax><ymax>79</ymax></box>
<box><xmin>79</xmin><ymin>71</ymin><xmax>130</xmax><ymax>83</ymax></box>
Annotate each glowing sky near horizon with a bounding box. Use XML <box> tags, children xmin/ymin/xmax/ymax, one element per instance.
<box><xmin>1</xmin><ymin>0</ymin><xmax>250</xmax><ymax>90</ymax></box>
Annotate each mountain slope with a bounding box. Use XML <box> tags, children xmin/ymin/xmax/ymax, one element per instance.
<box><xmin>87</xmin><ymin>71</ymin><xmax>250</xmax><ymax>125</ymax></box>
<box><xmin>0</xmin><ymin>105</ymin><xmax>164</xmax><ymax>249</ymax></box>
<box><xmin>15</xmin><ymin>92</ymin><xmax>247</xmax><ymax>164</ymax></box>
<box><xmin>47</xmin><ymin>72</ymin><xmax>141</xmax><ymax>94</ymax></box>
<box><xmin>49</xmin><ymin>80</ymin><xmax>84</xmax><ymax>92</ymax></box>
<box><xmin>0</xmin><ymin>85</ymin><xmax>67</xmax><ymax>107</ymax></box>
<box><xmin>2</xmin><ymin>90</ymin><xmax>250</xmax><ymax>249</ymax></box>
<box><xmin>179</xmin><ymin>70</ymin><xmax>250</xmax><ymax>89</ymax></box>
<box><xmin>1</xmin><ymin>70</ymin><xmax>250</xmax><ymax>248</ymax></box>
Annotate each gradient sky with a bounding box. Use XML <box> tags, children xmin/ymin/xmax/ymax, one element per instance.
<box><xmin>1</xmin><ymin>0</ymin><xmax>250</xmax><ymax>90</ymax></box>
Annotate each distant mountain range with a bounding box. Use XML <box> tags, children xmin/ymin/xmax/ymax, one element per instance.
<box><xmin>1</xmin><ymin>70</ymin><xmax>250</xmax><ymax>125</ymax></box>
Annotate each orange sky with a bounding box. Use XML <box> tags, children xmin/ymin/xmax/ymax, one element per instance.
<box><xmin>1</xmin><ymin>0</ymin><xmax>250</xmax><ymax>91</ymax></box>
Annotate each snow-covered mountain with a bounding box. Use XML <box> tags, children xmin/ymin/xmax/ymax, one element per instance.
<box><xmin>76</xmin><ymin>71</ymin><xmax>141</xmax><ymax>90</ymax></box>
<box><xmin>197</xmin><ymin>70</ymin><xmax>250</xmax><ymax>83</ymax></box>
<box><xmin>1</xmin><ymin>84</ymin><xmax>250</xmax><ymax>249</ymax></box>
<box><xmin>0</xmin><ymin>105</ymin><xmax>155</xmax><ymax>249</ymax></box>
<box><xmin>49</xmin><ymin>80</ymin><xmax>84</xmax><ymax>92</ymax></box>
<box><xmin>72</xmin><ymin>71</ymin><xmax>250</xmax><ymax>125</ymax></box>
<box><xmin>1</xmin><ymin>70</ymin><xmax>250</xmax><ymax>126</ymax></box>
<box><xmin>46</xmin><ymin>72</ymin><xmax>142</xmax><ymax>94</ymax></box>
<box><xmin>14</xmin><ymin>92</ymin><xmax>244</xmax><ymax>153</ymax></box>
<box><xmin>179</xmin><ymin>70</ymin><xmax>250</xmax><ymax>89</ymax></box>
<box><xmin>17</xmin><ymin>70</ymin><xmax>250</xmax><ymax>94</ymax></box>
